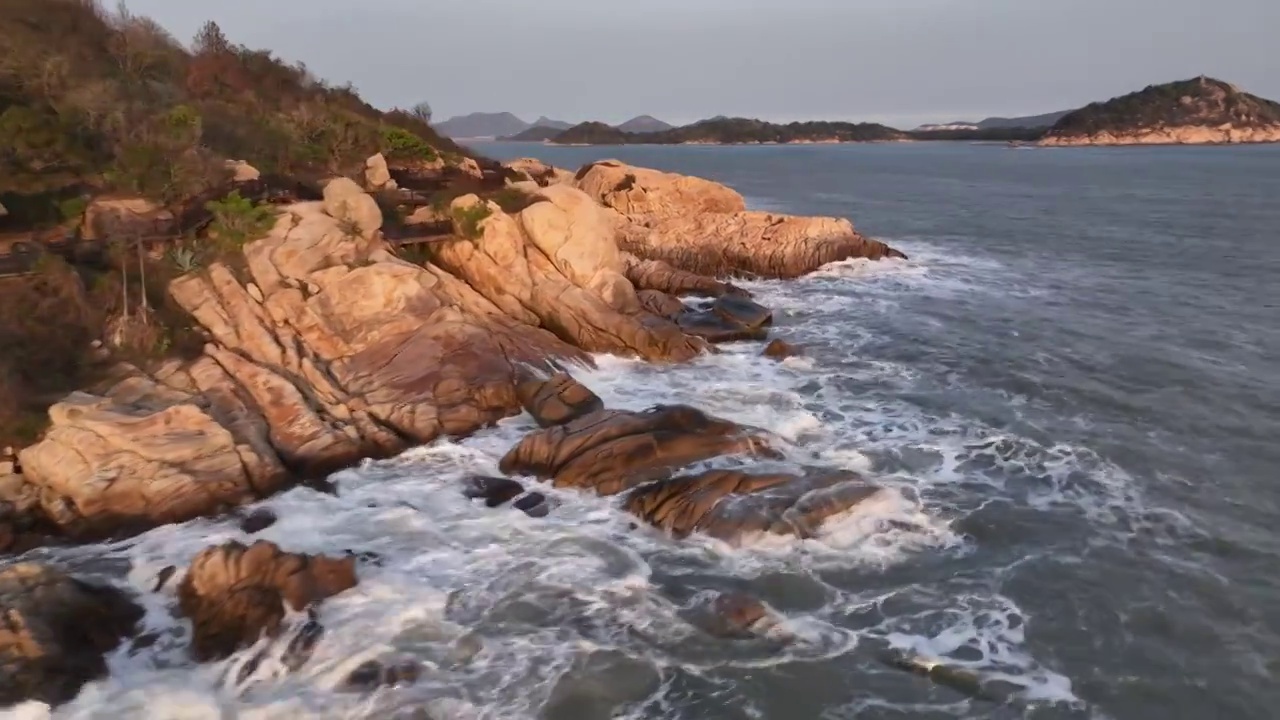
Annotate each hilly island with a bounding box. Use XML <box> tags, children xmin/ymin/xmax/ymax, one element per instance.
<box><xmin>470</xmin><ymin>77</ymin><xmax>1280</xmax><ymax>147</ymax></box>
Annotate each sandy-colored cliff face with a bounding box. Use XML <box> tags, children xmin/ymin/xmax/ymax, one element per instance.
<box><xmin>1040</xmin><ymin>124</ymin><xmax>1280</xmax><ymax>146</ymax></box>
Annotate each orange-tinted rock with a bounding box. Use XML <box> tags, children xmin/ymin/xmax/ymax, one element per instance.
<box><xmin>622</xmin><ymin>255</ymin><xmax>746</xmax><ymax>298</ymax></box>
<box><xmin>500</xmin><ymin>405</ymin><xmax>778</xmax><ymax>495</ymax></box>
<box><xmin>762</xmin><ymin>339</ymin><xmax>803</xmax><ymax>360</ymax></box>
<box><xmin>636</xmin><ymin>289</ymin><xmax>687</xmax><ymax>320</ymax></box>
<box><xmin>177</xmin><ymin>540</ymin><xmax>357</xmax><ymax>662</ymax></box>
<box><xmin>0</xmin><ymin>563</ymin><xmax>143</xmax><ymax>707</ymax></box>
<box><xmin>624</xmin><ymin>468</ymin><xmax>884</xmax><ymax>543</ymax></box>
<box><xmin>516</xmin><ymin>372</ymin><xmax>605</xmax><ymax>427</ymax></box>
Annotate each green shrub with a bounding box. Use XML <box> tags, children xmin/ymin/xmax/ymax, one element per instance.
<box><xmin>451</xmin><ymin>202</ymin><xmax>492</xmax><ymax>239</ymax></box>
<box><xmin>58</xmin><ymin>195</ymin><xmax>88</xmax><ymax>222</ymax></box>
<box><xmin>380</xmin><ymin>126</ymin><xmax>438</xmax><ymax>162</ymax></box>
<box><xmin>205</xmin><ymin>190</ymin><xmax>275</xmax><ymax>251</ymax></box>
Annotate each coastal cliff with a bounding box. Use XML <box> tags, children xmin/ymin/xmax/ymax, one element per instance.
<box><xmin>1040</xmin><ymin>76</ymin><xmax>1280</xmax><ymax>146</ymax></box>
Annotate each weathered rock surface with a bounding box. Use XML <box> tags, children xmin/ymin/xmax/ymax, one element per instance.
<box><xmin>622</xmin><ymin>255</ymin><xmax>746</xmax><ymax>299</ymax></box>
<box><xmin>17</xmin><ymin>368</ymin><xmax>289</xmax><ymax>539</ymax></box>
<box><xmin>515</xmin><ymin>372</ymin><xmax>604</xmax><ymax>428</ymax></box>
<box><xmin>0</xmin><ymin>564</ymin><xmax>143</xmax><ymax>707</ymax></box>
<box><xmin>575</xmin><ymin>160</ymin><xmax>746</xmax><ymax>220</ymax></box>
<box><xmin>505</xmin><ymin>157</ymin><xmax>576</xmax><ymax>187</ymax></box>
<box><xmin>500</xmin><ymin>405</ymin><xmax>778</xmax><ymax>495</ymax></box>
<box><xmin>363</xmin><ymin>153</ymin><xmax>396</xmax><ymax>191</ymax></box>
<box><xmin>177</xmin><ymin>540</ymin><xmax>357</xmax><ymax>661</ymax></box>
<box><xmin>428</xmin><ymin>190</ymin><xmax>705</xmax><ymax>361</ymax></box>
<box><xmin>619</xmin><ymin>211</ymin><xmax>905</xmax><ymax>279</ymax></box>
<box><xmin>225</xmin><ymin>159</ymin><xmax>261</xmax><ymax>183</ymax></box>
<box><xmin>575</xmin><ymin>160</ymin><xmax>905</xmax><ymax>278</ymax></box>
<box><xmin>624</xmin><ymin>468</ymin><xmax>884</xmax><ymax>543</ymax></box>
<box><xmin>762</xmin><ymin>339</ymin><xmax>803</xmax><ymax>360</ymax></box>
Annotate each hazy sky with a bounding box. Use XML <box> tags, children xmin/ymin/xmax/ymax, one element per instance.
<box><xmin>126</xmin><ymin>0</ymin><xmax>1280</xmax><ymax>128</ymax></box>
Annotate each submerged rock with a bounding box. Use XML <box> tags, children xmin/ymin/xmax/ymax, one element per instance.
<box><xmin>762</xmin><ymin>339</ymin><xmax>803</xmax><ymax>360</ymax></box>
<box><xmin>462</xmin><ymin>476</ymin><xmax>526</xmax><ymax>507</ymax></box>
<box><xmin>0</xmin><ymin>564</ymin><xmax>143</xmax><ymax>707</ymax></box>
<box><xmin>177</xmin><ymin>540</ymin><xmax>357</xmax><ymax>662</ymax></box>
<box><xmin>342</xmin><ymin>658</ymin><xmax>422</xmax><ymax>692</ymax></box>
<box><xmin>624</xmin><ymin>468</ymin><xmax>884</xmax><ymax>543</ymax></box>
<box><xmin>237</xmin><ymin>507</ymin><xmax>278</xmax><ymax>534</ymax></box>
<box><xmin>500</xmin><ymin>405</ymin><xmax>779</xmax><ymax>495</ymax></box>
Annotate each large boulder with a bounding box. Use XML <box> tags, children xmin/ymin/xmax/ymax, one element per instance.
<box><xmin>515</xmin><ymin>372</ymin><xmax>605</xmax><ymax>428</ymax></box>
<box><xmin>500</xmin><ymin>405</ymin><xmax>779</xmax><ymax>495</ymax></box>
<box><xmin>427</xmin><ymin>191</ymin><xmax>705</xmax><ymax>361</ymax></box>
<box><xmin>622</xmin><ymin>255</ymin><xmax>747</xmax><ymax>299</ymax></box>
<box><xmin>619</xmin><ymin>211</ymin><xmax>906</xmax><ymax>279</ymax></box>
<box><xmin>16</xmin><ymin>368</ymin><xmax>288</xmax><ymax>539</ymax></box>
<box><xmin>575</xmin><ymin>160</ymin><xmax>906</xmax><ymax>279</ymax></box>
<box><xmin>177</xmin><ymin>540</ymin><xmax>357</xmax><ymax>662</ymax></box>
<box><xmin>574</xmin><ymin>160</ymin><xmax>746</xmax><ymax>220</ymax></box>
<box><xmin>363</xmin><ymin>153</ymin><xmax>396</xmax><ymax>191</ymax></box>
<box><xmin>0</xmin><ymin>564</ymin><xmax>143</xmax><ymax>707</ymax></box>
<box><xmin>624</xmin><ymin>468</ymin><xmax>886</xmax><ymax>543</ymax></box>
<box><xmin>505</xmin><ymin>157</ymin><xmax>576</xmax><ymax>187</ymax></box>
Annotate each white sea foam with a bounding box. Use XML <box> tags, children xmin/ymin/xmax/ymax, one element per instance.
<box><xmin>9</xmin><ymin>239</ymin><xmax>1162</xmax><ymax>719</ymax></box>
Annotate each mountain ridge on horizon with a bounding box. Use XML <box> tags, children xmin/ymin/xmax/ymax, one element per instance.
<box><xmin>435</xmin><ymin>112</ymin><xmax>674</xmax><ymax>139</ymax></box>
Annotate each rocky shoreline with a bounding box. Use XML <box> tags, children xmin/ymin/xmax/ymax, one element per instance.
<box><xmin>0</xmin><ymin>157</ymin><xmax>914</xmax><ymax>708</ymax></box>
<box><xmin>1038</xmin><ymin>124</ymin><xmax>1280</xmax><ymax>146</ymax></box>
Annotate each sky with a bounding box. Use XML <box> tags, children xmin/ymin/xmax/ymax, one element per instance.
<box><xmin>124</xmin><ymin>0</ymin><xmax>1280</xmax><ymax>128</ymax></box>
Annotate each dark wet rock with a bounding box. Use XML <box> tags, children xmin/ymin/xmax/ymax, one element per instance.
<box><xmin>128</xmin><ymin>631</ymin><xmax>162</xmax><ymax>654</ymax></box>
<box><xmin>515</xmin><ymin>372</ymin><xmax>604</xmax><ymax>428</ymax></box>
<box><xmin>677</xmin><ymin>309</ymin><xmax>769</xmax><ymax>343</ymax></box>
<box><xmin>624</xmin><ymin>468</ymin><xmax>884</xmax><ymax>543</ymax></box>
<box><xmin>282</xmin><ymin>619</ymin><xmax>324</xmax><ymax>672</ymax></box>
<box><xmin>687</xmin><ymin>591</ymin><xmax>782</xmax><ymax>640</ymax></box>
<box><xmin>878</xmin><ymin>648</ymin><xmax>1012</xmax><ymax>702</ymax></box>
<box><xmin>711</xmin><ymin>295</ymin><xmax>772</xmax><ymax>331</ymax></box>
<box><xmin>500</xmin><ymin>405</ymin><xmax>779</xmax><ymax>496</ymax></box>
<box><xmin>343</xmin><ymin>658</ymin><xmax>423</xmax><ymax>692</ymax></box>
<box><xmin>238</xmin><ymin>507</ymin><xmax>278</xmax><ymax>534</ymax></box>
<box><xmin>762</xmin><ymin>338</ymin><xmax>803</xmax><ymax>360</ymax></box>
<box><xmin>177</xmin><ymin>540</ymin><xmax>357</xmax><ymax>662</ymax></box>
<box><xmin>152</xmin><ymin>565</ymin><xmax>177</xmax><ymax>593</ymax></box>
<box><xmin>513</xmin><ymin>491</ymin><xmax>550</xmax><ymax>518</ymax></box>
<box><xmin>344</xmin><ymin>549</ymin><xmax>385</xmax><ymax>567</ymax></box>
<box><xmin>462</xmin><ymin>475</ymin><xmax>526</xmax><ymax>507</ymax></box>
<box><xmin>0</xmin><ymin>563</ymin><xmax>144</xmax><ymax>707</ymax></box>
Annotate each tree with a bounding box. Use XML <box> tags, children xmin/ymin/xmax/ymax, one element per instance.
<box><xmin>192</xmin><ymin>20</ymin><xmax>230</xmax><ymax>57</ymax></box>
<box><xmin>409</xmin><ymin>101</ymin><xmax>433</xmax><ymax>124</ymax></box>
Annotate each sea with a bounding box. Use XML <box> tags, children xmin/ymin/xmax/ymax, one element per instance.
<box><xmin>6</xmin><ymin>141</ymin><xmax>1279</xmax><ymax>720</ymax></box>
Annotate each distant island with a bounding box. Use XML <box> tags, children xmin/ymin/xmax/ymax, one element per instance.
<box><xmin>1040</xmin><ymin>76</ymin><xmax>1280</xmax><ymax>146</ymax></box>
<box><xmin>435</xmin><ymin>113</ymin><xmax>673</xmax><ymax>140</ymax></box>
<box><xmin>468</xmin><ymin>77</ymin><xmax>1280</xmax><ymax>148</ymax></box>
<box><xmin>432</xmin><ymin>112</ymin><xmax>568</xmax><ymax>139</ymax></box>
<box><xmin>551</xmin><ymin>118</ymin><xmax>908</xmax><ymax>145</ymax></box>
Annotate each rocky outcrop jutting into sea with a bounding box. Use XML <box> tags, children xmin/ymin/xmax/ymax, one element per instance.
<box><xmin>0</xmin><ymin>157</ymin><xmax>910</xmax><ymax>708</ymax></box>
<box><xmin>4</xmin><ymin>159</ymin><xmax>904</xmax><ymax>546</ymax></box>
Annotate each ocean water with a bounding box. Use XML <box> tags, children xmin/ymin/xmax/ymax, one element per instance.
<box><xmin>7</xmin><ymin>141</ymin><xmax>1280</xmax><ymax>719</ymax></box>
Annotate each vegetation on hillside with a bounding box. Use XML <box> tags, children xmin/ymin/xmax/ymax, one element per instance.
<box><xmin>549</xmin><ymin>118</ymin><xmax>906</xmax><ymax>145</ymax></box>
<box><xmin>1046</xmin><ymin>77</ymin><xmax>1280</xmax><ymax>138</ymax></box>
<box><xmin>0</xmin><ymin>0</ymin><xmax>468</xmax><ymax>448</ymax></box>
<box><xmin>0</xmin><ymin>0</ymin><xmax>466</xmax><ymax>219</ymax></box>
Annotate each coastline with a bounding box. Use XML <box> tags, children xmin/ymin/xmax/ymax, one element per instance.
<box><xmin>0</xmin><ymin>155</ymin><xmax>911</xmax><ymax>708</ymax></box>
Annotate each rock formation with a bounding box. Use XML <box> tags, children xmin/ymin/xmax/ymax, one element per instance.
<box><xmin>624</xmin><ymin>468</ymin><xmax>885</xmax><ymax>543</ymax></box>
<box><xmin>575</xmin><ymin>160</ymin><xmax>906</xmax><ymax>278</ymax></box>
<box><xmin>500</xmin><ymin>404</ymin><xmax>780</xmax><ymax>496</ymax></box>
<box><xmin>6</xmin><ymin>158</ymin><xmax>904</xmax><ymax>550</ymax></box>
<box><xmin>177</xmin><ymin>540</ymin><xmax>357</xmax><ymax>661</ymax></box>
<box><xmin>0</xmin><ymin>564</ymin><xmax>143</xmax><ymax>707</ymax></box>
